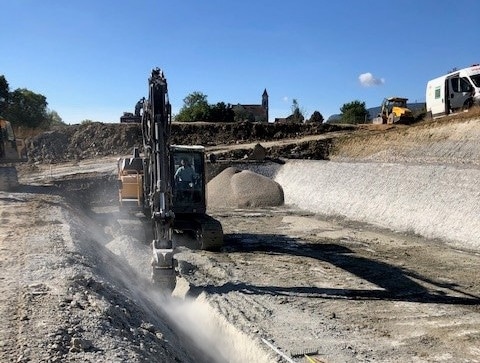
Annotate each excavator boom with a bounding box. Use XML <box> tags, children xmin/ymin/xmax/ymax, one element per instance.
<box><xmin>141</xmin><ymin>68</ymin><xmax>176</xmax><ymax>287</ymax></box>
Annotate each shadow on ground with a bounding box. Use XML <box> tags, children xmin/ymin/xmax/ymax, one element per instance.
<box><xmin>188</xmin><ymin>233</ymin><xmax>480</xmax><ymax>306</ymax></box>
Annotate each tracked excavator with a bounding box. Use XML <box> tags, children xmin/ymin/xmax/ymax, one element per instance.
<box><xmin>117</xmin><ymin>68</ymin><xmax>223</xmax><ymax>290</ymax></box>
<box><xmin>0</xmin><ymin>117</ymin><xmax>27</xmax><ymax>191</ymax></box>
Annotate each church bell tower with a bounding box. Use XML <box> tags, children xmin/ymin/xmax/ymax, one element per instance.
<box><xmin>262</xmin><ymin>89</ymin><xmax>269</xmax><ymax>122</ymax></box>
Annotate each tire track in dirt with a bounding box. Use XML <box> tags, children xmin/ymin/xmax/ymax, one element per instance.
<box><xmin>0</xmin><ymin>199</ymin><xmax>25</xmax><ymax>362</ymax></box>
<box><xmin>0</xmin><ymin>195</ymin><xmax>65</xmax><ymax>362</ymax></box>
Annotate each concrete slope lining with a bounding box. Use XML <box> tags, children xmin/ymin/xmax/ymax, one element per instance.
<box><xmin>274</xmin><ymin>160</ymin><xmax>480</xmax><ymax>252</ymax></box>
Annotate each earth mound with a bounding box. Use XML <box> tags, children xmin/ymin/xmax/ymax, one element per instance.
<box><xmin>207</xmin><ymin>167</ymin><xmax>284</xmax><ymax>208</ymax></box>
<box><xmin>25</xmin><ymin>121</ymin><xmax>348</xmax><ymax>163</ymax></box>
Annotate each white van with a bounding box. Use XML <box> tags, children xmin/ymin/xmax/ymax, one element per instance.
<box><xmin>426</xmin><ymin>64</ymin><xmax>480</xmax><ymax>118</ymax></box>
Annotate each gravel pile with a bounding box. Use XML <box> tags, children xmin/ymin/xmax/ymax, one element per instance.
<box><xmin>207</xmin><ymin>167</ymin><xmax>284</xmax><ymax>208</ymax></box>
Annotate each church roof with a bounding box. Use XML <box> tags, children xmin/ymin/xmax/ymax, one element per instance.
<box><xmin>232</xmin><ymin>104</ymin><xmax>267</xmax><ymax>117</ymax></box>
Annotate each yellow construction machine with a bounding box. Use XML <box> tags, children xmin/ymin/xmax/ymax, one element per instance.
<box><xmin>372</xmin><ymin>97</ymin><xmax>414</xmax><ymax>124</ymax></box>
<box><xmin>0</xmin><ymin>117</ymin><xmax>26</xmax><ymax>190</ymax></box>
<box><xmin>117</xmin><ymin>68</ymin><xmax>223</xmax><ymax>291</ymax></box>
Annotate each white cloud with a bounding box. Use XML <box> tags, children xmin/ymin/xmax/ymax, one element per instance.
<box><xmin>359</xmin><ymin>72</ymin><xmax>385</xmax><ymax>87</ymax></box>
<box><xmin>282</xmin><ymin>96</ymin><xmax>289</xmax><ymax>103</ymax></box>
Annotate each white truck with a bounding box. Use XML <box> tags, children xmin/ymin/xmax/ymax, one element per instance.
<box><xmin>426</xmin><ymin>64</ymin><xmax>480</xmax><ymax>118</ymax></box>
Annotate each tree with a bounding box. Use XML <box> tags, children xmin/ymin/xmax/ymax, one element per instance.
<box><xmin>307</xmin><ymin>110</ymin><xmax>324</xmax><ymax>123</ymax></box>
<box><xmin>175</xmin><ymin>91</ymin><xmax>210</xmax><ymax>122</ymax></box>
<box><xmin>1</xmin><ymin>75</ymin><xmax>64</xmax><ymax>129</ymax></box>
<box><xmin>291</xmin><ymin>99</ymin><xmax>305</xmax><ymax>123</ymax></box>
<box><xmin>208</xmin><ymin>102</ymin><xmax>234</xmax><ymax>122</ymax></box>
<box><xmin>339</xmin><ymin>100</ymin><xmax>369</xmax><ymax>124</ymax></box>
<box><xmin>0</xmin><ymin>75</ymin><xmax>9</xmax><ymax>115</ymax></box>
<box><xmin>6</xmin><ymin>88</ymin><xmax>48</xmax><ymax>128</ymax></box>
<box><xmin>43</xmin><ymin>109</ymin><xmax>65</xmax><ymax>128</ymax></box>
<box><xmin>233</xmin><ymin>108</ymin><xmax>252</xmax><ymax>122</ymax></box>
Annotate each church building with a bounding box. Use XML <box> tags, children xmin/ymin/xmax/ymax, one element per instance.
<box><xmin>231</xmin><ymin>89</ymin><xmax>269</xmax><ymax>122</ymax></box>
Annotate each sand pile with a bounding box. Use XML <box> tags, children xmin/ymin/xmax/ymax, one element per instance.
<box><xmin>207</xmin><ymin>167</ymin><xmax>284</xmax><ymax>208</ymax></box>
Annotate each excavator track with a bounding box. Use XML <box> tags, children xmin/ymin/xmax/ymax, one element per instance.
<box><xmin>194</xmin><ymin>214</ymin><xmax>224</xmax><ymax>251</ymax></box>
<box><xmin>172</xmin><ymin>214</ymin><xmax>223</xmax><ymax>251</ymax></box>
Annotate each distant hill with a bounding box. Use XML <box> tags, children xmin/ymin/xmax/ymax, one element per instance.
<box><xmin>327</xmin><ymin>102</ymin><xmax>426</xmax><ymax>123</ymax></box>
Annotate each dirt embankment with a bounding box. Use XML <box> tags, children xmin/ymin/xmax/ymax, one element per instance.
<box><xmin>329</xmin><ymin>116</ymin><xmax>480</xmax><ymax>166</ymax></box>
<box><xmin>24</xmin><ymin>121</ymin><xmax>351</xmax><ymax>164</ymax></box>
<box><xmin>23</xmin><ymin>112</ymin><xmax>480</xmax><ymax>167</ymax></box>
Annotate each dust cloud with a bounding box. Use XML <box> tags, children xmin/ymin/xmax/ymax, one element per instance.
<box><xmin>164</xmin><ymin>292</ymin><xmax>272</xmax><ymax>363</ymax></box>
<box><xmin>103</xmin><ymin>228</ymin><xmax>272</xmax><ymax>363</ymax></box>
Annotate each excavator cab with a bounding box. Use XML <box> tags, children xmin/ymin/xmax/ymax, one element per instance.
<box><xmin>171</xmin><ymin>146</ymin><xmax>206</xmax><ymax>214</ymax></box>
<box><xmin>117</xmin><ymin>146</ymin><xmax>208</xmax><ymax>211</ymax></box>
<box><xmin>170</xmin><ymin>145</ymin><xmax>223</xmax><ymax>251</ymax></box>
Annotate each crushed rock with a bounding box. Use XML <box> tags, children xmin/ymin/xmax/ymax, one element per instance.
<box><xmin>105</xmin><ymin>235</ymin><xmax>152</xmax><ymax>280</ymax></box>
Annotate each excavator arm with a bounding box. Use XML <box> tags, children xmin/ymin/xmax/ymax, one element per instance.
<box><xmin>141</xmin><ymin>68</ymin><xmax>176</xmax><ymax>288</ymax></box>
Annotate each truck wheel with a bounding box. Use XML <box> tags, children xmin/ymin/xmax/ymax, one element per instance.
<box><xmin>387</xmin><ymin>114</ymin><xmax>395</xmax><ymax>124</ymax></box>
<box><xmin>463</xmin><ymin>98</ymin><xmax>473</xmax><ymax>111</ymax></box>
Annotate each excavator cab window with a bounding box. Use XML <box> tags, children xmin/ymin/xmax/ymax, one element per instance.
<box><xmin>172</xmin><ymin>151</ymin><xmax>204</xmax><ymax>204</ymax></box>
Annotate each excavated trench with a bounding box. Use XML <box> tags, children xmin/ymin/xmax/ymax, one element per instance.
<box><xmin>40</xmin><ymin>153</ymin><xmax>480</xmax><ymax>362</ymax></box>
<box><xmin>49</xmin><ymin>173</ymin><xmax>274</xmax><ymax>363</ymax></box>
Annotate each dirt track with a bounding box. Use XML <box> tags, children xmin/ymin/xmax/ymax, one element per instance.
<box><xmin>192</xmin><ymin>208</ymin><xmax>480</xmax><ymax>362</ymax></box>
<box><xmin>1</xmin><ymin>117</ymin><xmax>480</xmax><ymax>362</ymax></box>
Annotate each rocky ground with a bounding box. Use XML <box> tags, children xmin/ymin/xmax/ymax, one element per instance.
<box><xmin>1</xmin><ymin>114</ymin><xmax>480</xmax><ymax>362</ymax></box>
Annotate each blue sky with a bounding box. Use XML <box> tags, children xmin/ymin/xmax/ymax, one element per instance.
<box><xmin>1</xmin><ymin>0</ymin><xmax>479</xmax><ymax>123</ymax></box>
